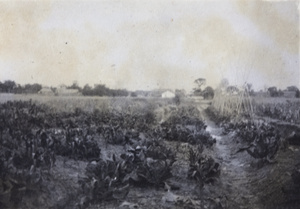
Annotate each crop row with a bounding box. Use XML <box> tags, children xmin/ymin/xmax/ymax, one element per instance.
<box><xmin>254</xmin><ymin>101</ymin><xmax>300</xmax><ymax>124</ymax></box>
<box><xmin>0</xmin><ymin>100</ymin><xmax>219</xmax><ymax>208</ymax></box>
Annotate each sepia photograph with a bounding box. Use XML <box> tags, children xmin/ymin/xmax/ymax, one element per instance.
<box><xmin>0</xmin><ymin>0</ymin><xmax>299</xmax><ymax>208</ymax></box>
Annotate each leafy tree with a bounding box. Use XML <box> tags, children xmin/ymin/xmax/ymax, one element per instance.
<box><xmin>81</xmin><ymin>83</ymin><xmax>128</xmax><ymax>97</ymax></box>
<box><xmin>193</xmin><ymin>78</ymin><xmax>206</xmax><ymax>96</ymax></box>
<box><xmin>94</xmin><ymin>84</ymin><xmax>107</xmax><ymax>96</ymax></box>
<box><xmin>296</xmin><ymin>90</ymin><xmax>300</xmax><ymax>98</ymax></box>
<box><xmin>1</xmin><ymin>80</ymin><xmax>16</xmax><ymax>93</ymax></box>
<box><xmin>226</xmin><ymin>86</ymin><xmax>239</xmax><ymax>94</ymax></box>
<box><xmin>24</xmin><ymin>83</ymin><xmax>42</xmax><ymax>94</ymax></box>
<box><xmin>268</xmin><ymin>86</ymin><xmax>278</xmax><ymax>97</ymax></box>
<box><xmin>286</xmin><ymin>86</ymin><xmax>300</xmax><ymax>98</ymax></box>
<box><xmin>202</xmin><ymin>86</ymin><xmax>214</xmax><ymax>99</ymax></box>
<box><xmin>286</xmin><ymin>86</ymin><xmax>299</xmax><ymax>92</ymax></box>
<box><xmin>193</xmin><ymin>88</ymin><xmax>202</xmax><ymax>96</ymax></box>
<box><xmin>130</xmin><ymin>92</ymin><xmax>137</xmax><ymax>97</ymax></box>
<box><xmin>175</xmin><ymin>89</ymin><xmax>186</xmax><ymax>97</ymax></box>
<box><xmin>194</xmin><ymin>78</ymin><xmax>206</xmax><ymax>90</ymax></box>
<box><xmin>13</xmin><ymin>84</ymin><xmax>23</xmax><ymax>94</ymax></box>
<box><xmin>174</xmin><ymin>90</ymin><xmax>185</xmax><ymax>105</ymax></box>
<box><xmin>68</xmin><ymin>81</ymin><xmax>82</xmax><ymax>91</ymax></box>
<box><xmin>82</xmin><ymin>84</ymin><xmax>93</xmax><ymax>96</ymax></box>
<box><xmin>278</xmin><ymin>89</ymin><xmax>284</xmax><ymax>97</ymax></box>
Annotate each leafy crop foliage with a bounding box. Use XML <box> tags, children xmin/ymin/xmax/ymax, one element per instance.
<box><xmin>158</xmin><ymin>106</ymin><xmax>216</xmax><ymax>147</ymax></box>
<box><xmin>254</xmin><ymin>100</ymin><xmax>300</xmax><ymax>124</ymax></box>
<box><xmin>188</xmin><ymin>147</ymin><xmax>220</xmax><ymax>188</ymax></box>
<box><xmin>0</xmin><ymin>101</ymin><xmax>55</xmax><ymax>208</ymax></box>
<box><xmin>0</xmin><ymin>100</ymin><xmax>217</xmax><ymax>208</ymax></box>
<box><xmin>222</xmin><ymin>120</ymin><xmax>281</xmax><ymax>163</ymax></box>
<box><xmin>206</xmin><ymin>104</ymin><xmax>284</xmax><ymax>165</ymax></box>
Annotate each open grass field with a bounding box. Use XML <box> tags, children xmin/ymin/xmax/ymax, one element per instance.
<box><xmin>253</xmin><ymin>96</ymin><xmax>300</xmax><ymax>104</ymax></box>
<box><xmin>0</xmin><ymin>93</ymin><xmax>202</xmax><ymax>112</ymax></box>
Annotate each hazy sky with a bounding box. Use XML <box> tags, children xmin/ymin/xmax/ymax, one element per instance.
<box><xmin>0</xmin><ymin>0</ymin><xmax>299</xmax><ymax>92</ymax></box>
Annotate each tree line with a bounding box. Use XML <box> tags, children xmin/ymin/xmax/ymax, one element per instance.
<box><xmin>80</xmin><ymin>84</ymin><xmax>129</xmax><ymax>97</ymax></box>
<box><xmin>0</xmin><ymin>80</ymin><xmax>42</xmax><ymax>94</ymax></box>
<box><xmin>0</xmin><ymin>80</ymin><xmax>129</xmax><ymax>97</ymax></box>
<box><xmin>193</xmin><ymin>77</ymin><xmax>300</xmax><ymax>98</ymax></box>
<box><xmin>267</xmin><ymin>86</ymin><xmax>300</xmax><ymax>98</ymax></box>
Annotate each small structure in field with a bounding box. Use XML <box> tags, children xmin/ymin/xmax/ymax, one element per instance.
<box><xmin>38</xmin><ymin>87</ymin><xmax>55</xmax><ymax>96</ymax></box>
<box><xmin>283</xmin><ymin>91</ymin><xmax>296</xmax><ymax>98</ymax></box>
<box><xmin>162</xmin><ymin>90</ymin><xmax>175</xmax><ymax>98</ymax></box>
<box><xmin>56</xmin><ymin>86</ymin><xmax>81</xmax><ymax>96</ymax></box>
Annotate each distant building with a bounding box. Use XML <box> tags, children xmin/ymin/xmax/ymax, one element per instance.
<box><xmin>283</xmin><ymin>90</ymin><xmax>296</xmax><ymax>98</ymax></box>
<box><xmin>255</xmin><ymin>91</ymin><xmax>269</xmax><ymax>98</ymax></box>
<box><xmin>38</xmin><ymin>87</ymin><xmax>55</xmax><ymax>96</ymax></box>
<box><xmin>135</xmin><ymin>90</ymin><xmax>150</xmax><ymax>97</ymax></box>
<box><xmin>56</xmin><ymin>87</ymin><xmax>81</xmax><ymax>96</ymax></box>
<box><xmin>161</xmin><ymin>90</ymin><xmax>175</xmax><ymax>98</ymax></box>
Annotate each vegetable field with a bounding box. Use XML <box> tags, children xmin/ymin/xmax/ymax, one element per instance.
<box><xmin>0</xmin><ymin>95</ymin><xmax>299</xmax><ymax>209</ymax></box>
<box><xmin>254</xmin><ymin>99</ymin><xmax>300</xmax><ymax>124</ymax></box>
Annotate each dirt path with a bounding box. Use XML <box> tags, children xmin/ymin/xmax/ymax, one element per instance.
<box><xmin>203</xmin><ymin>112</ymin><xmax>262</xmax><ymax>208</ymax></box>
<box><xmin>198</xmin><ymin>104</ymin><xmax>300</xmax><ymax>209</ymax></box>
<box><xmin>197</xmin><ymin>104</ymin><xmax>262</xmax><ymax>208</ymax></box>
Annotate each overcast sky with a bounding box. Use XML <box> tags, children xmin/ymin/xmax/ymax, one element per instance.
<box><xmin>0</xmin><ymin>0</ymin><xmax>299</xmax><ymax>91</ymax></box>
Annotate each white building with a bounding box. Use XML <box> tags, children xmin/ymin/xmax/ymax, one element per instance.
<box><xmin>161</xmin><ymin>90</ymin><xmax>175</xmax><ymax>98</ymax></box>
<box><xmin>38</xmin><ymin>87</ymin><xmax>55</xmax><ymax>96</ymax></box>
<box><xmin>56</xmin><ymin>87</ymin><xmax>81</xmax><ymax>96</ymax></box>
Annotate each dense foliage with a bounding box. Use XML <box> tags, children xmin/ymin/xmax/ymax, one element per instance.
<box><xmin>0</xmin><ymin>100</ymin><xmax>219</xmax><ymax>208</ymax></box>
<box><xmin>222</xmin><ymin>120</ymin><xmax>281</xmax><ymax>163</ymax></box>
<box><xmin>0</xmin><ymin>80</ymin><xmax>129</xmax><ymax>97</ymax></box>
<box><xmin>254</xmin><ymin>100</ymin><xmax>300</xmax><ymax>124</ymax></box>
<box><xmin>188</xmin><ymin>147</ymin><xmax>220</xmax><ymax>188</ymax></box>
<box><xmin>0</xmin><ymin>80</ymin><xmax>42</xmax><ymax>94</ymax></box>
<box><xmin>81</xmin><ymin>84</ymin><xmax>129</xmax><ymax>97</ymax></box>
<box><xmin>0</xmin><ymin>101</ymin><xmax>55</xmax><ymax>208</ymax></box>
<box><xmin>205</xmin><ymin>106</ymin><xmax>230</xmax><ymax>125</ymax></box>
<box><xmin>206</xmin><ymin>103</ymin><xmax>284</xmax><ymax>163</ymax></box>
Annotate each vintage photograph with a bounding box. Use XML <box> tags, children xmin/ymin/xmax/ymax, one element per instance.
<box><xmin>0</xmin><ymin>0</ymin><xmax>299</xmax><ymax>208</ymax></box>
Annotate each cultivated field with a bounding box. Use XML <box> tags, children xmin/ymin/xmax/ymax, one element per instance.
<box><xmin>0</xmin><ymin>94</ymin><xmax>299</xmax><ymax>209</ymax></box>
